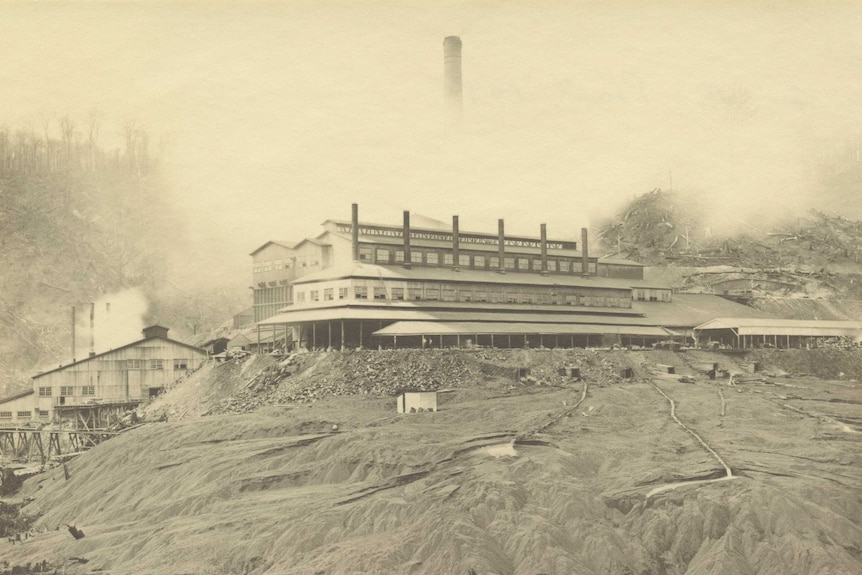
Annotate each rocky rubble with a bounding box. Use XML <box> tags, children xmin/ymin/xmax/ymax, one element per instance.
<box><xmin>208</xmin><ymin>348</ymin><xmax>645</xmax><ymax>415</ymax></box>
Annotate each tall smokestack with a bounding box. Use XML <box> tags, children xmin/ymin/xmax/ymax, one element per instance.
<box><xmin>581</xmin><ymin>228</ymin><xmax>590</xmax><ymax>276</ymax></box>
<box><xmin>351</xmin><ymin>203</ymin><xmax>360</xmax><ymax>262</ymax></box>
<box><xmin>498</xmin><ymin>219</ymin><xmax>505</xmax><ymax>273</ymax></box>
<box><xmin>540</xmin><ymin>224</ymin><xmax>548</xmax><ymax>275</ymax></box>
<box><xmin>403</xmin><ymin>210</ymin><xmax>412</xmax><ymax>269</ymax></box>
<box><xmin>443</xmin><ymin>36</ymin><xmax>462</xmax><ymax>118</ymax></box>
<box><xmin>452</xmin><ymin>215</ymin><xmax>460</xmax><ymax>270</ymax></box>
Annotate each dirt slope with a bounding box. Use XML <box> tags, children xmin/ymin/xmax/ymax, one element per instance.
<box><xmin>3</xmin><ymin>349</ymin><xmax>861</xmax><ymax>574</ymax></box>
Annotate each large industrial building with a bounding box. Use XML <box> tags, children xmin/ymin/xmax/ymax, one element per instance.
<box><xmin>0</xmin><ymin>326</ymin><xmax>206</xmax><ymax>427</ymax></box>
<box><xmin>250</xmin><ymin>205</ymin><xmax>716</xmax><ymax>350</ymax></box>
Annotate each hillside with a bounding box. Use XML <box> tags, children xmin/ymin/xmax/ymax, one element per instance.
<box><xmin>0</xmin><ymin>122</ymin><xmax>246</xmax><ymax>396</ymax></box>
<box><xmin>2</xmin><ymin>348</ymin><xmax>860</xmax><ymax>574</ymax></box>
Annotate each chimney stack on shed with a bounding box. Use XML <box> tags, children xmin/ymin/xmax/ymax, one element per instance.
<box><xmin>540</xmin><ymin>224</ymin><xmax>548</xmax><ymax>275</ymax></box>
<box><xmin>351</xmin><ymin>203</ymin><xmax>360</xmax><ymax>262</ymax></box>
<box><xmin>498</xmin><ymin>219</ymin><xmax>506</xmax><ymax>273</ymax></box>
<box><xmin>403</xmin><ymin>210</ymin><xmax>412</xmax><ymax>269</ymax></box>
<box><xmin>89</xmin><ymin>303</ymin><xmax>95</xmax><ymax>357</ymax></box>
<box><xmin>71</xmin><ymin>306</ymin><xmax>76</xmax><ymax>362</ymax></box>
<box><xmin>452</xmin><ymin>215</ymin><xmax>460</xmax><ymax>271</ymax></box>
<box><xmin>581</xmin><ymin>228</ymin><xmax>590</xmax><ymax>276</ymax></box>
<box><xmin>444</xmin><ymin>36</ymin><xmax>463</xmax><ymax>119</ymax></box>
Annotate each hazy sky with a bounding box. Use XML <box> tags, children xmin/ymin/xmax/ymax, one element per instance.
<box><xmin>2</xmin><ymin>1</ymin><xmax>861</xmax><ymax>278</ymax></box>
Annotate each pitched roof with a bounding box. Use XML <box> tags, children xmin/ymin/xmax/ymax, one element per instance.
<box><xmin>0</xmin><ymin>389</ymin><xmax>34</xmax><ymax>405</ymax></box>
<box><xmin>250</xmin><ymin>240</ymin><xmax>297</xmax><ymax>256</ymax></box>
<box><xmin>33</xmin><ymin>336</ymin><xmax>206</xmax><ymax>379</ymax></box>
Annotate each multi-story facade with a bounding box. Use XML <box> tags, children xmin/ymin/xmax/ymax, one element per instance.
<box><xmin>253</xmin><ymin>205</ymin><xmax>677</xmax><ymax>350</ymax></box>
<box><xmin>0</xmin><ymin>326</ymin><xmax>207</xmax><ymax>427</ymax></box>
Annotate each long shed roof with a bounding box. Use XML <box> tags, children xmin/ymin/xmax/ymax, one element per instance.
<box><xmin>373</xmin><ymin>321</ymin><xmax>672</xmax><ymax>338</ymax></box>
<box><xmin>694</xmin><ymin>317</ymin><xmax>862</xmax><ymax>337</ymax></box>
<box><xmin>258</xmin><ymin>304</ymin><xmax>665</xmax><ymax>327</ymax></box>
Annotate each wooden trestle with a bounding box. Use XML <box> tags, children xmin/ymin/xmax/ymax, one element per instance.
<box><xmin>0</xmin><ymin>428</ymin><xmax>120</xmax><ymax>463</ymax></box>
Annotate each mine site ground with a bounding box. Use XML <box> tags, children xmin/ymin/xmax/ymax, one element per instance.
<box><xmin>0</xmin><ymin>347</ymin><xmax>860</xmax><ymax>575</ymax></box>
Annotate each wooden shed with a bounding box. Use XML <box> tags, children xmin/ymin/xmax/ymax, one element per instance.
<box><xmin>32</xmin><ymin>326</ymin><xmax>206</xmax><ymax>426</ymax></box>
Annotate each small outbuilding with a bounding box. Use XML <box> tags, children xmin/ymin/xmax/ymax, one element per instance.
<box><xmin>396</xmin><ymin>390</ymin><xmax>438</xmax><ymax>414</ymax></box>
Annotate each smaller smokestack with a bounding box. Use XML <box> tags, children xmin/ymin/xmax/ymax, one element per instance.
<box><xmin>540</xmin><ymin>224</ymin><xmax>548</xmax><ymax>275</ymax></box>
<box><xmin>90</xmin><ymin>302</ymin><xmax>95</xmax><ymax>357</ymax></box>
<box><xmin>581</xmin><ymin>228</ymin><xmax>590</xmax><ymax>276</ymax></box>
<box><xmin>498</xmin><ymin>219</ymin><xmax>506</xmax><ymax>273</ymax></box>
<box><xmin>71</xmin><ymin>306</ymin><xmax>76</xmax><ymax>362</ymax></box>
<box><xmin>351</xmin><ymin>203</ymin><xmax>360</xmax><ymax>262</ymax></box>
<box><xmin>403</xmin><ymin>210</ymin><xmax>412</xmax><ymax>269</ymax></box>
<box><xmin>452</xmin><ymin>215</ymin><xmax>460</xmax><ymax>270</ymax></box>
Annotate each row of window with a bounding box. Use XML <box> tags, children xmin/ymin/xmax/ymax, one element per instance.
<box><xmin>358</xmin><ymin>246</ymin><xmax>597</xmax><ymax>274</ymax></box>
<box><xmin>254</xmin><ymin>257</ymin><xmax>320</xmax><ymax>273</ymax></box>
<box><xmin>296</xmin><ymin>287</ymin><xmax>348</xmax><ymax>303</ymax></box>
<box><xmin>126</xmin><ymin>359</ymin><xmax>189</xmax><ymax>370</ymax></box>
<box><xmin>253</xmin><ymin>286</ymin><xmax>290</xmax><ymax>305</ymax></box>
<box><xmin>634</xmin><ymin>289</ymin><xmax>672</xmax><ymax>302</ymax></box>
<box><xmin>39</xmin><ymin>386</ymin><xmax>95</xmax><ymax>397</ymax></box>
<box><xmin>0</xmin><ymin>410</ymin><xmax>49</xmax><ymax>420</ymax></box>
<box><xmin>295</xmin><ymin>282</ymin><xmax>632</xmax><ymax>308</ymax></box>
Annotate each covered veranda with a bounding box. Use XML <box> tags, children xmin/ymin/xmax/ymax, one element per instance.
<box><xmin>693</xmin><ymin>318</ymin><xmax>862</xmax><ymax>349</ymax></box>
<box><xmin>372</xmin><ymin>321</ymin><xmax>674</xmax><ymax>349</ymax></box>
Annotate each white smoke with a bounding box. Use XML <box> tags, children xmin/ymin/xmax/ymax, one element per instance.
<box><xmin>86</xmin><ymin>288</ymin><xmax>150</xmax><ymax>354</ymax></box>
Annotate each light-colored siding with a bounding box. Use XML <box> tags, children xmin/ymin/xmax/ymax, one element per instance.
<box><xmin>33</xmin><ymin>338</ymin><xmax>206</xmax><ymax>417</ymax></box>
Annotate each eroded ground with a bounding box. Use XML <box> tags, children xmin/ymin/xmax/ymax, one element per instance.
<box><xmin>2</xmin><ymin>349</ymin><xmax>861</xmax><ymax>574</ymax></box>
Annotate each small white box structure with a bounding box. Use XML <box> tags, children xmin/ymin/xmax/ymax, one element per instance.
<box><xmin>397</xmin><ymin>391</ymin><xmax>438</xmax><ymax>414</ymax></box>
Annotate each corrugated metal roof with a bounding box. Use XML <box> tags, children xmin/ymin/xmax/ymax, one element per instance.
<box><xmin>291</xmin><ymin>262</ymin><xmax>668</xmax><ymax>290</ymax></box>
<box><xmin>373</xmin><ymin>321</ymin><xmax>672</xmax><ymax>337</ymax></box>
<box><xmin>694</xmin><ymin>317</ymin><xmax>862</xmax><ymax>336</ymax></box>
<box><xmin>258</xmin><ymin>304</ymin><xmax>663</xmax><ymax>327</ymax></box>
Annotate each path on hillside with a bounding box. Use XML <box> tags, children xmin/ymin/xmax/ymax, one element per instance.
<box><xmin>647</xmin><ymin>379</ymin><xmax>735</xmax><ymax>497</ymax></box>
<box><xmin>516</xmin><ymin>378</ymin><xmax>590</xmax><ymax>442</ymax></box>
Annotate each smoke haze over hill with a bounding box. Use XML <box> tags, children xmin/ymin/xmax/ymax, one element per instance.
<box><xmin>1</xmin><ymin>1</ymin><xmax>861</xmax><ymax>284</ymax></box>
